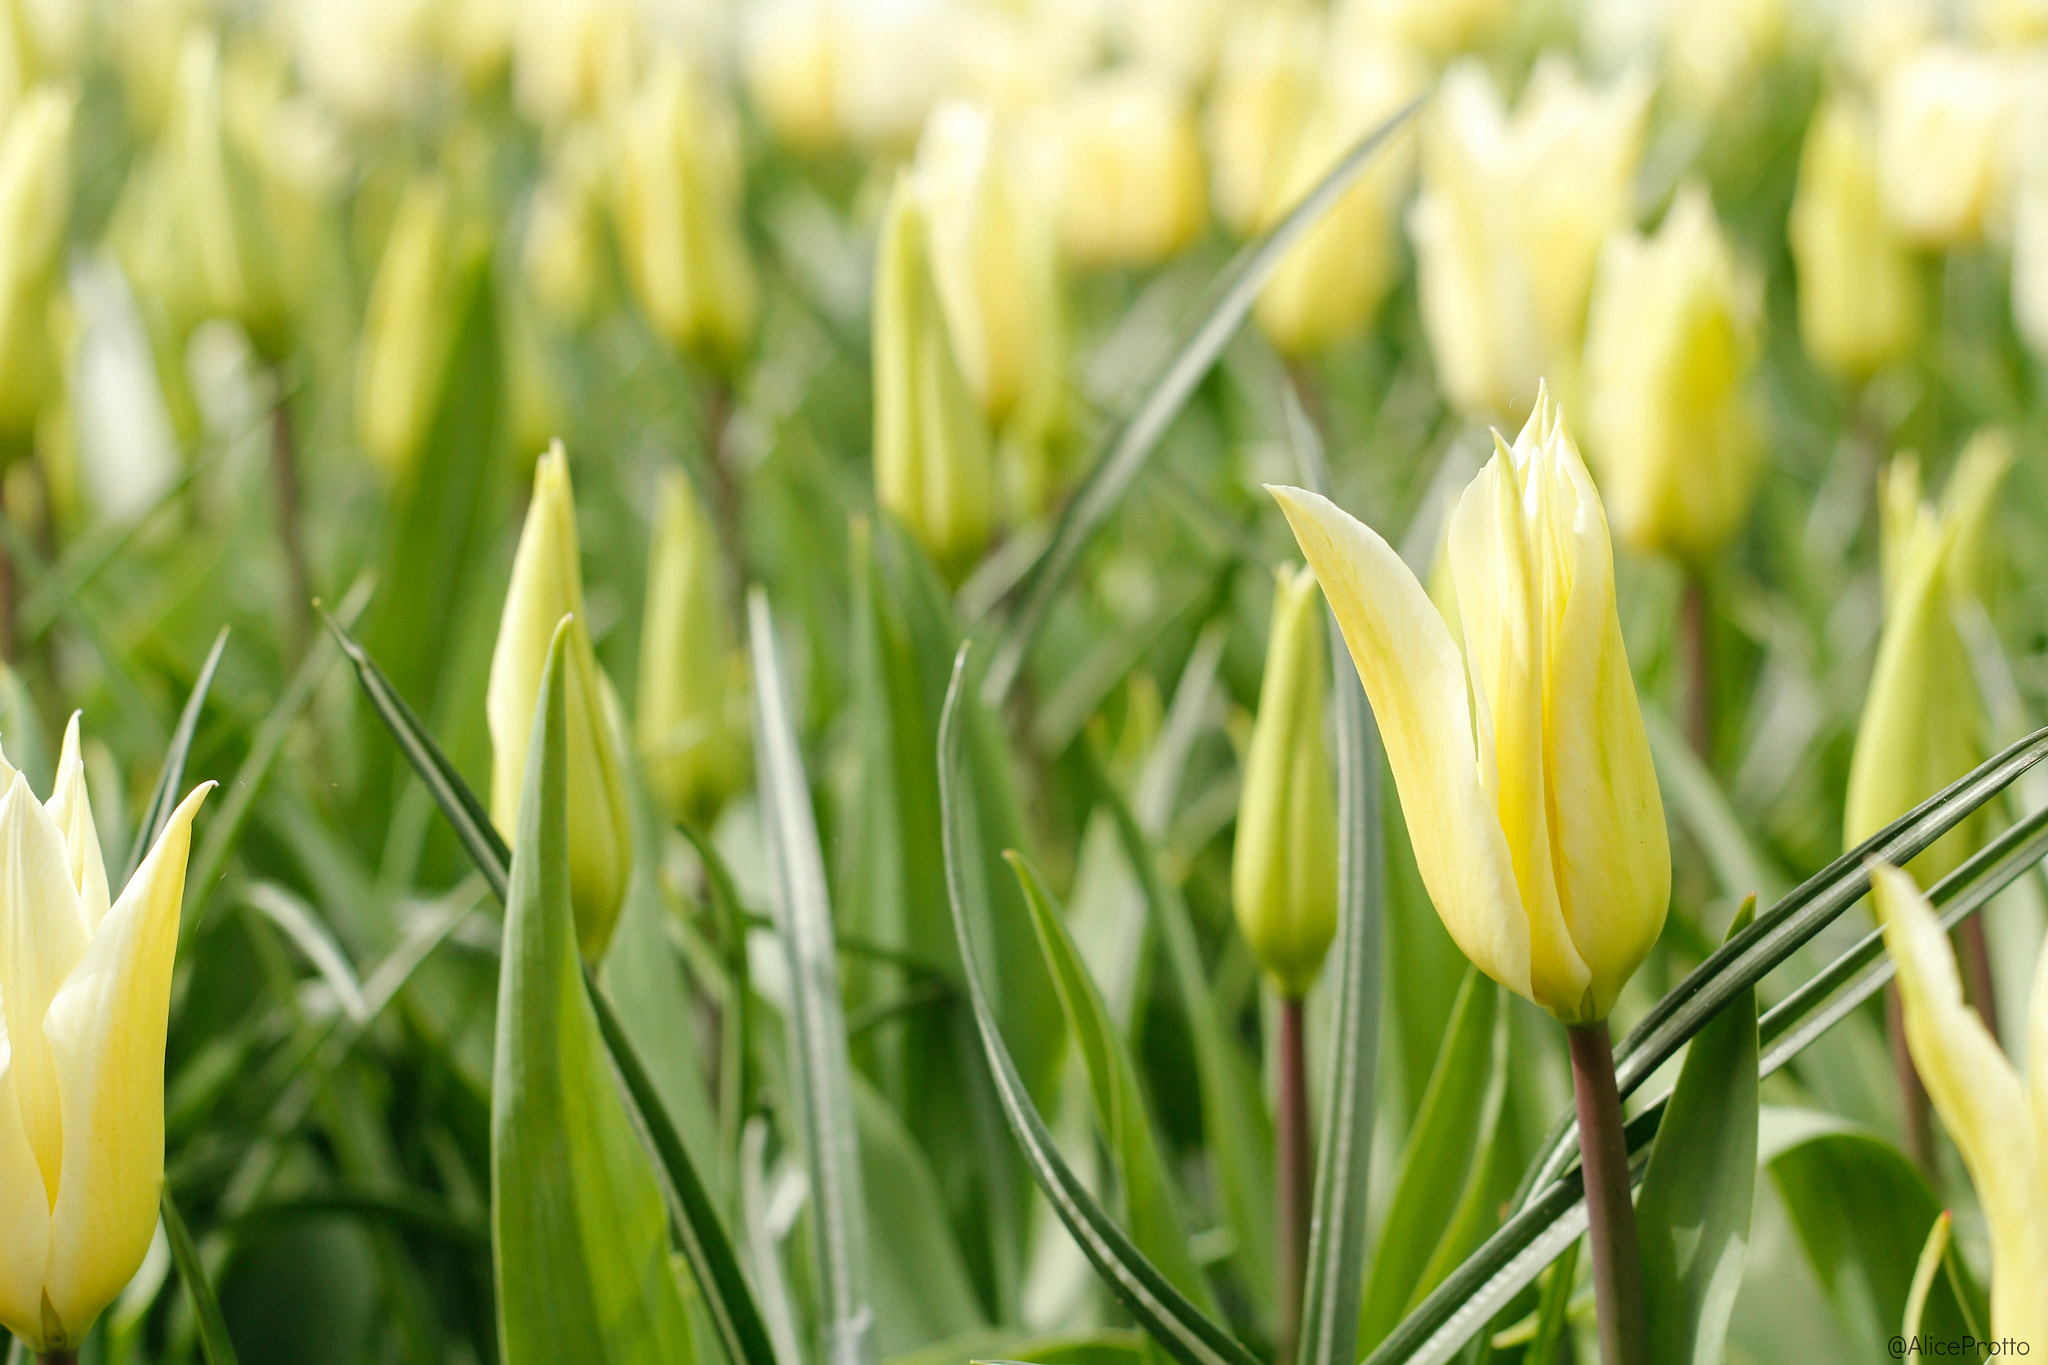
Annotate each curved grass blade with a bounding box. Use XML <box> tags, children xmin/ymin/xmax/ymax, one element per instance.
<box><xmin>939</xmin><ymin>647</ymin><xmax>1260</xmax><ymax>1365</ymax></box>
<box><xmin>981</xmin><ymin>95</ymin><xmax>1424</xmax><ymax>704</ymax></box>
<box><xmin>749</xmin><ymin>588</ymin><xmax>875</xmax><ymax>1365</ymax></box>
<box><xmin>124</xmin><ymin>625</ymin><xmax>230</xmax><ymax>882</ymax></box>
<box><xmin>161</xmin><ymin>1188</ymin><xmax>240</xmax><ymax>1365</ymax></box>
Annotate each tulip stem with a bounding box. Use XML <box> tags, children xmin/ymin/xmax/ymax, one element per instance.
<box><xmin>1680</xmin><ymin>573</ymin><xmax>1712</xmax><ymax>760</ymax></box>
<box><xmin>36</xmin><ymin>1351</ymin><xmax>78</xmax><ymax>1364</ymax></box>
<box><xmin>269</xmin><ymin>375</ymin><xmax>314</xmax><ymax>659</ymax></box>
<box><xmin>1887</xmin><ymin>983</ymin><xmax>1937</xmax><ymax>1175</ymax></box>
<box><xmin>1277</xmin><ymin>992</ymin><xmax>1313</xmax><ymax>1365</ymax></box>
<box><xmin>1566</xmin><ymin>1020</ymin><xmax>1646</xmax><ymax>1365</ymax></box>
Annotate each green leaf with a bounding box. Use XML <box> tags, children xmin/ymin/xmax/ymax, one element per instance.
<box><xmin>853</xmin><ymin>1075</ymin><xmax>990</xmax><ymax>1351</ymax></box>
<box><xmin>1009</xmin><ymin>850</ymin><xmax>1217</xmax><ymax>1313</ymax></box>
<box><xmin>749</xmin><ymin>588</ymin><xmax>875</xmax><ymax>1365</ymax></box>
<box><xmin>162</xmin><ymin>1188</ymin><xmax>240</xmax><ymax>1365</ymax></box>
<box><xmin>491</xmin><ymin>620</ymin><xmax>699</xmax><ymax>1364</ymax></box>
<box><xmin>124</xmin><ymin>623</ymin><xmax>229</xmax><ymax>881</ymax></box>
<box><xmin>883</xmin><ymin>1328</ymin><xmax>1146</xmax><ymax>1365</ymax></box>
<box><xmin>1637</xmin><ymin>900</ymin><xmax>1759</xmax><ymax>1365</ymax></box>
<box><xmin>1356</xmin><ymin>969</ymin><xmax>1502</xmax><ymax>1356</ymax></box>
<box><xmin>939</xmin><ymin>646</ymin><xmax>1261</xmax><ymax>1365</ymax></box>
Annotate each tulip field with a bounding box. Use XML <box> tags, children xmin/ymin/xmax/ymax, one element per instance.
<box><xmin>6</xmin><ymin>0</ymin><xmax>2048</xmax><ymax>1362</ymax></box>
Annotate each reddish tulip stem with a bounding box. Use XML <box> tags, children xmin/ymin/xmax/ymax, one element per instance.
<box><xmin>1955</xmin><ymin>916</ymin><xmax>2000</xmax><ymax>1044</ymax></box>
<box><xmin>1567</xmin><ymin>1020</ymin><xmax>1646</xmax><ymax>1365</ymax></box>
<box><xmin>1888</xmin><ymin>982</ymin><xmax>1937</xmax><ymax>1176</ymax></box>
<box><xmin>37</xmin><ymin>1351</ymin><xmax>79</xmax><ymax>1365</ymax></box>
<box><xmin>1277</xmin><ymin>993</ymin><xmax>1313</xmax><ymax>1365</ymax></box>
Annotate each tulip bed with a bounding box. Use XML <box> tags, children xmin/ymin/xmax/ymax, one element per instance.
<box><xmin>3</xmin><ymin>2</ymin><xmax>2048</xmax><ymax>1364</ymax></box>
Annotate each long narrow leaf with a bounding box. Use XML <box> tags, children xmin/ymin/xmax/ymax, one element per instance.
<box><xmin>938</xmin><ymin>646</ymin><xmax>1261</xmax><ymax>1365</ymax></box>
<box><xmin>125</xmin><ymin>625</ymin><xmax>229</xmax><ymax>881</ymax></box>
<box><xmin>161</xmin><ymin>1188</ymin><xmax>239</xmax><ymax>1365</ymax></box>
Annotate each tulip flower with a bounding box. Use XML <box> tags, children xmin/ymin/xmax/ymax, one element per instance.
<box><xmin>872</xmin><ymin>167</ymin><xmax>993</xmax><ymax>574</ymax></box>
<box><xmin>1270</xmin><ymin>386</ymin><xmax>1668</xmax><ymax>1025</ymax></box>
<box><xmin>0</xmin><ymin>87</ymin><xmax>72</xmax><ymax>446</ymax></box>
<box><xmin>0</xmin><ymin>716</ymin><xmax>212</xmax><ymax>1356</ymax></box>
<box><xmin>512</xmin><ymin>0</ymin><xmax>639</xmax><ymax>128</ymax></box>
<box><xmin>1045</xmin><ymin>67</ymin><xmax>1208</xmax><ymax>269</ymax></box>
<box><xmin>1877</xmin><ymin>44</ymin><xmax>2015</xmax><ymax>248</ymax></box>
<box><xmin>1871</xmin><ymin>862</ymin><xmax>2048</xmax><ymax>1346</ymax></box>
<box><xmin>356</xmin><ymin>173</ymin><xmax>465</xmax><ymax>484</ymax></box>
<box><xmin>488</xmin><ymin>443</ymin><xmax>633</xmax><ymax>963</ymax></box>
<box><xmin>1233</xmin><ymin>566</ymin><xmax>1339</xmax><ymax>998</ymax></box>
<box><xmin>1789</xmin><ymin>92</ymin><xmax>1921</xmax><ymax>379</ymax></box>
<box><xmin>1342</xmin><ymin>0</ymin><xmax>1509</xmax><ymax>59</ymax></box>
<box><xmin>1409</xmin><ymin>58</ymin><xmax>1649</xmax><ymax>418</ymax></box>
<box><xmin>740</xmin><ymin>0</ymin><xmax>954</xmax><ymax>153</ymax></box>
<box><xmin>637</xmin><ymin>469</ymin><xmax>746</xmax><ymax>825</ymax></box>
<box><xmin>1582</xmin><ymin>185</ymin><xmax>1761</xmax><ymax>564</ymax></box>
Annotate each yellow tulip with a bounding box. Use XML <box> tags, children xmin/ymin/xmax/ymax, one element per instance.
<box><xmin>1338</xmin><ymin>0</ymin><xmax>1508</xmax><ymax>59</ymax></box>
<box><xmin>1271</xmin><ymin>386</ymin><xmax>1668</xmax><ymax>1023</ymax></box>
<box><xmin>488</xmin><ymin>443</ymin><xmax>633</xmax><ymax>962</ymax></box>
<box><xmin>512</xmin><ymin>0</ymin><xmax>639</xmax><ymax>128</ymax></box>
<box><xmin>1046</xmin><ymin>67</ymin><xmax>1208</xmax><ymax>270</ymax></box>
<box><xmin>637</xmin><ymin>469</ymin><xmax>746</xmax><ymax>825</ymax></box>
<box><xmin>1789</xmin><ymin>92</ymin><xmax>1921</xmax><ymax>379</ymax></box>
<box><xmin>0</xmin><ymin>716</ymin><xmax>212</xmax><ymax>1354</ymax></box>
<box><xmin>1409</xmin><ymin>58</ymin><xmax>1649</xmax><ymax>418</ymax></box>
<box><xmin>0</xmin><ymin>86</ymin><xmax>71</xmax><ymax>445</ymax></box>
<box><xmin>739</xmin><ymin>0</ymin><xmax>954</xmax><ymax>153</ymax></box>
<box><xmin>1845</xmin><ymin>434</ymin><xmax>2011</xmax><ymax>883</ymax></box>
<box><xmin>355</xmin><ymin>173</ymin><xmax>466</xmax><ymax>484</ymax></box>
<box><xmin>1582</xmin><ymin>184</ymin><xmax>1761</xmax><ymax>563</ymax></box>
<box><xmin>1877</xmin><ymin>44</ymin><xmax>2016</xmax><ymax>247</ymax></box>
<box><xmin>1233</xmin><ymin>566</ymin><xmax>1339</xmax><ymax>997</ymax></box>
<box><xmin>1871</xmin><ymin>861</ymin><xmax>2048</xmax><ymax>1346</ymax></box>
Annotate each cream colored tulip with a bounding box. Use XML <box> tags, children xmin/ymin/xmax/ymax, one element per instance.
<box><xmin>1233</xmin><ymin>566</ymin><xmax>1339</xmax><ymax>998</ymax></box>
<box><xmin>1338</xmin><ymin>0</ymin><xmax>1508</xmax><ymax>59</ymax></box>
<box><xmin>0</xmin><ymin>716</ymin><xmax>212</xmax><ymax>1354</ymax></box>
<box><xmin>512</xmin><ymin>0</ymin><xmax>639</xmax><ymax>127</ymax></box>
<box><xmin>488</xmin><ymin>443</ymin><xmax>633</xmax><ymax>962</ymax></box>
<box><xmin>740</xmin><ymin>0</ymin><xmax>953</xmax><ymax>153</ymax></box>
<box><xmin>1046</xmin><ymin>67</ymin><xmax>1208</xmax><ymax>269</ymax></box>
<box><xmin>0</xmin><ymin>87</ymin><xmax>71</xmax><ymax>444</ymax></box>
<box><xmin>1877</xmin><ymin>44</ymin><xmax>2016</xmax><ymax>247</ymax></box>
<box><xmin>1789</xmin><ymin>92</ymin><xmax>1921</xmax><ymax>379</ymax></box>
<box><xmin>1582</xmin><ymin>185</ymin><xmax>1761</xmax><ymax>563</ymax></box>
<box><xmin>1871</xmin><ymin>862</ymin><xmax>2048</xmax><ymax>1345</ymax></box>
<box><xmin>1410</xmin><ymin>58</ymin><xmax>1649</xmax><ymax>418</ymax></box>
<box><xmin>1845</xmin><ymin>435</ymin><xmax>2011</xmax><ymax>884</ymax></box>
<box><xmin>356</xmin><ymin>174</ymin><xmax>464</xmax><ymax>484</ymax></box>
<box><xmin>1271</xmin><ymin>386</ymin><xmax>1668</xmax><ymax>1023</ymax></box>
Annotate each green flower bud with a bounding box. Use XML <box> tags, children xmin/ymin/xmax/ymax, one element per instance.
<box><xmin>0</xmin><ymin>86</ymin><xmax>71</xmax><ymax>444</ymax></box>
<box><xmin>488</xmin><ymin>443</ymin><xmax>634</xmax><ymax>961</ymax></box>
<box><xmin>355</xmin><ymin>173</ymin><xmax>467</xmax><ymax>484</ymax></box>
<box><xmin>1232</xmin><ymin>565</ymin><xmax>1339</xmax><ymax>998</ymax></box>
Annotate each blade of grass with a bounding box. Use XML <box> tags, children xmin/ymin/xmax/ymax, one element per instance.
<box><xmin>125</xmin><ymin>624</ymin><xmax>229</xmax><ymax>881</ymax></box>
<box><xmin>161</xmin><ymin>1188</ymin><xmax>239</xmax><ymax>1365</ymax></box>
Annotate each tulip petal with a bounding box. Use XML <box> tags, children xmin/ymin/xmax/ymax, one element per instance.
<box><xmin>0</xmin><ymin>770</ymin><xmax>90</xmax><ymax>1204</ymax></box>
<box><xmin>0</xmin><ymin>1000</ymin><xmax>54</xmax><ymax>1349</ymax></box>
<box><xmin>1872</xmin><ymin>862</ymin><xmax>2048</xmax><ymax>1343</ymax></box>
<box><xmin>1269</xmin><ymin>484</ymin><xmax>1531</xmax><ymax>1001</ymax></box>
<box><xmin>41</xmin><ymin>783</ymin><xmax>211</xmax><ymax>1345</ymax></box>
<box><xmin>46</xmin><ymin>714</ymin><xmax>111</xmax><ymax>931</ymax></box>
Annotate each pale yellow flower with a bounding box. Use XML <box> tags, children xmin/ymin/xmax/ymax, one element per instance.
<box><xmin>1789</xmin><ymin>92</ymin><xmax>1921</xmax><ymax>378</ymax></box>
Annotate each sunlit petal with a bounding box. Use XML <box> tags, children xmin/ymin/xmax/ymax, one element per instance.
<box><xmin>0</xmin><ymin>770</ymin><xmax>89</xmax><ymax>1203</ymax></box>
<box><xmin>46</xmin><ymin>714</ymin><xmax>112</xmax><ymax>931</ymax></box>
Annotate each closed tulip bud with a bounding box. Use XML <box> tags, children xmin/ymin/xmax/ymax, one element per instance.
<box><xmin>637</xmin><ymin>470</ymin><xmax>746</xmax><ymax>824</ymax></box>
<box><xmin>1208</xmin><ymin>10</ymin><xmax>1319</xmax><ymax>239</ymax></box>
<box><xmin>741</xmin><ymin>0</ymin><xmax>841</xmax><ymax>152</ymax></box>
<box><xmin>872</xmin><ymin>169</ymin><xmax>993</xmax><ymax>574</ymax></box>
<box><xmin>513</xmin><ymin>0</ymin><xmax>639</xmax><ymax>127</ymax></box>
<box><xmin>0</xmin><ymin>87</ymin><xmax>71</xmax><ymax>445</ymax></box>
<box><xmin>525</xmin><ymin>143</ymin><xmax>605</xmax><ymax>327</ymax></box>
<box><xmin>488</xmin><ymin>443</ymin><xmax>633</xmax><ymax>962</ymax></box>
<box><xmin>1582</xmin><ymin>185</ymin><xmax>1761</xmax><ymax>563</ymax></box>
<box><xmin>1789</xmin><ymin>93</ymin><xmax>1921</xmax><ymax>379</ymax></box>
<box><xmin>356</xmin><ymin>174</ymin><xmax>465</xmax><ymax>483</ymax></box>
<box><xmin>1271</xmin><ymin>386</ymin><xmax>1668</xmax><ymax>1023</ymax></box>
<box><xmin>740</xmin><ymin>0</ymin><xmax>953</xmax><ymax>153</ymax></box>
<box><xmin>611</xmin><ymin>53</ymin><xmax>757</xmax><ymax>366</ymax></box>
<box><xmin>1339</xmin><ymin>0</ymin><xmax>1509</xmax><ymax>59</ymax></box>
<box><xmin>1046</xmin><ymin>67</ymin><xmax>1207</xmax><ymax>269</ymax></box>
<box><xmin>1845</xmin><ymin>434</ymin><xmax>2011</xmax><ymax>883</ymax></box>
<box><xmin>1877</xmin><ymin>45</ymin><xmax>2016</xmax><ymax>247</ymax></box>
<box><xmin>0</xmin><ymin>716</ymin><xmax>212</xmax><ymax>1355</ymax></box>
<box><xmin>1870</xmin><ymin>862</ymin><xmax>2048</xmax><ymax>1346</ymax></box>
<box><xmin>1410</xmin><ymin>58</ymin><xmax>1649</xmax><ymax>418</ymax></box>
<box><xmin>1232</xmin><ymin>566</ymin><xmax>1339</xmax><ymax>997</ymax></box>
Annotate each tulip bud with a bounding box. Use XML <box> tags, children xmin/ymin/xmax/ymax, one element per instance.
<box><xmin>1233</xmin><ymin>566</ymin><xmax>1339</xmax><ymax>997</ymax></box>
<box><xmin>2019</xmin><ymin>161</ymin><xmax>2048</xmax><ymax>360</ymax></box>
<box><xmin>1340</xmin><ymin>0</ymin><xmax>1509</xmax><ymax>59</ymax></box>
<box><xmin>0</xmin><ymin>716</ymin><xmax>211</xmax><ymax>1355</ymax></box>
<box><xmin>488</xmin><ymin>443</ymin><xmax>633</xmax><ymax>962</ymax></box>
<box><xmin>637</xmin><ymin>469</ymin><xmax>747</xmax><ymax>824</ymax></box>
<box><xmin>1789</xmin><ymin>92</ymin><xmax>1921</xmax><ymax>379</ymax></box>
<box><xmin>1271</xmin><ymin>385</ymin><xmax>1668</xmax><ymax>1023</ymax></box>
<box><xmin>525</xmin><ymin>139</ymin><xmax>606</xmax><ymax>327</ymax></box>
<box><xmin>1582</xmin><ymin>185</ymin><xmax>1761</xmax><ymax>563</ymax></box>
<box><xmin>355</xmin><ymin>173</ymin><xmax>466</xmax><ymax>484</ymax></box>
<box><xmin>1044</xmin><ymin>67</ymin><xmax>1207</xmax><ymax>269</ymax></box>
<box><xmin>0</xmin><ymin>87</ymin><xmax>71</xmax><ymax>446</ymax></box>
<box><xmin>872</xmin><ymin>169</ymin><xmax>993</xmax><ymax>574</ymax></box>
<box><xmin>1410</xmin><ymin>58</ymin><xmax>1649</xmax><ymax>418</ymax></box>
<box><xmin>1877</xmin><ymin>45</ymin><xmax>2016</xmax><ymax>247</ymax></box>
<box><xmin>740</xmin><ymin>0</ymin><xmax>954</xmax><ymax>153</ymax></box>
<box><xmin>513</xmin><ymin>0</ymin><xmax>639</xmax><ymax>128</ymax></box>
<box><xmin>1208</xmin><ymin>10</ymin><xmax>1319</xmax><ymax>239</ymax></box>
<box><xmin>611</xmin><ymin>53</ymin><xmax>757</xmax><ymax>366</ymax></box>
<box><xmin>1846</xmin><ymin>434</ymin><xmax>2012</xmax><ymax>883</ymax></box>
<box><xmin>741</xmin><ymin>0</ymin><xmax>842</xmax><ymax>152</ymax></box>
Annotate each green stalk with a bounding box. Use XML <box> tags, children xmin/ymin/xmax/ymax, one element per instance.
<box><xmin>1566</xmin><ymin>1021</ymin><xmax>1645</xmax><ymax>1365</ymax></box>
<box><xmin>1277</xmin><ymin>993</ymin><xmax>1313</xmax><ymax>1365</ymax></box>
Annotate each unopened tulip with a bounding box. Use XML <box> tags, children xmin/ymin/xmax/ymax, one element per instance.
<box><xmin>513</xmin><ymin>0</ymin><xmax>639</xmax><ymax>127</ymax></box>
<box><xmin>1410</xmin><ymin>58</ymin><xmax>1649</xmax><ymax>417</ymax></box>
<box><xmin>1339</xmin><ymin>0</ymin><xmax>1509</xmax><ymax>59</ymax></box>
<box><xmin>356</xmin><ymin>174</ymin><xmax>465</xmax><ymax>483</ymax></box>
<box><xmin>0</xmin><ymin>717</ymin><xmax>212</xmax><ymax>1355</ymax></box>
<box><xmin>1790</xmin><ymin>93</ymin><xmax>1921</xmax><ymax>379</ymax></box>
<box><xmin>1582</xmin><ymin>185</ymin><xmax>1761</xmax><ymax>563</ymax></box>
<box><xmin>1271</xmin><ymin>386</ymin><xmax>1668</xmax><ymax>1023</ymax></box>
<box><xmin>1233</xmin><ymin>566</ymin><xmax>1339</xmax><ymax>997</ymax></box>
<box><xmin>1871</xmin><ymin>862</ymin><xmax>2048</xmax><ymax>1345</ymax></box>
<box><xmin>1877</xmin><ymin>45</ymin><xmax>2015</xmax><ymax>247</ymax></box>
<box><xmin>611</xmin><ymin>54</ymin><xmax>757</xmax><ymax>366</ymax></box>
<box><xmin>1046</xmin><ymin>67</ymin><xmax>1207</xmax><ymax>269</ymax></box>
<box><xmin>872</xmin><ymin>169</ymin><xmax>993</xmax><ymax>573</ymax></box>
<box><xmin>637</xmin><ymin>470</ymin><xmax>746</xmax><ymax>824</ymax></box>
<box><xmin>0</xmin><ymin>88</ymin><xmax>72</xmax><ymax>445</ymax></box>
<box><xmin>488</xmin><ymin>443</ymin><xmax>633</xmax><ymax>962</ymax></box>
<box><xmin>1846</xmin><ymin>434</ymin><xmax>2011</xmax><ymax>882</ymax></box>
<box><xmin>740</xmin><ymin>0</ymin><xmax>954</xmax><ymax>153</ymax></box>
